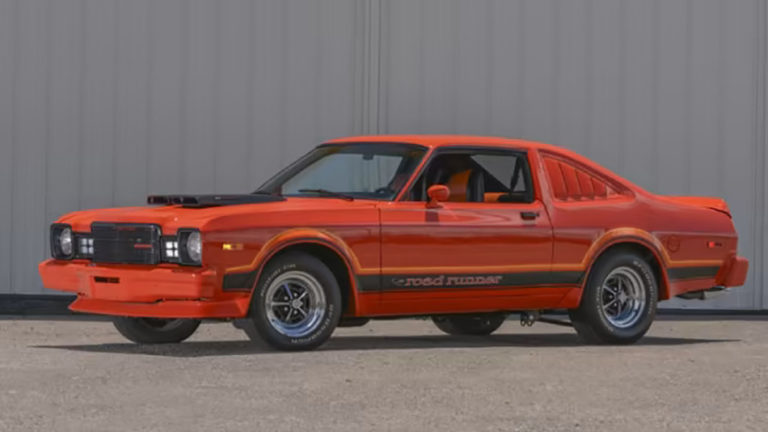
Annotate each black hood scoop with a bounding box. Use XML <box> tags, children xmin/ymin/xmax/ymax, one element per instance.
<box><xmin>147</xmin><ymin>194</ymin><xmax>285</xmax><ymax>208</ymax></box>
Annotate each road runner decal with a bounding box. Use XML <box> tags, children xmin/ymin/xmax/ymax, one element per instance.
<box><xmin>357</xmin><ymin>271</ymin><xmax>585</xmax><ymax>292</ymax></box>
<box><xmin>391</xmin><ymin>275</ymin><xmax>504</xmax><ymax>288</ymax></box>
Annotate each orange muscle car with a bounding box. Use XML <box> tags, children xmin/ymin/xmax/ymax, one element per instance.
<box><xmin>39</xmin><ymin>135</ymin><xmax>749</xmax><ymax>350</ymax></box>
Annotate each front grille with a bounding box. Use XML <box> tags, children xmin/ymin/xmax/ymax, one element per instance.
<box><xmin>91</xmin><ymin>222</ymin><xmax>162</xmax><ymax>265</ymax></box>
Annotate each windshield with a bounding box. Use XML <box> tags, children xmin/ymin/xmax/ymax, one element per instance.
<box><xmin>258</xmin><ymin>143</ymin><xmax>428</xmax><ymax>200</ymax></box>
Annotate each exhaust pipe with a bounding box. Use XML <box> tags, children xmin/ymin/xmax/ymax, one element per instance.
<box><xmin>677</xmin><ymin>286</ymin><xmax>728</xmax><ymax>300</ymax></box>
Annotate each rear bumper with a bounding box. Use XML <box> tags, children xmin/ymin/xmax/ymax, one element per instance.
<box><xmin>716</xmin><ymin>255</ymin><xmax>749</xmax><ymax>287</ymax></box>
<box><xmin>38</xmin><ymin>259</ymin><xmax>249</xmax><ymax>318</ymax></box>
<box><xmin>663</xmin><ymin>254</ymin><xmax>749</xmax><ymax>299</ymax></box>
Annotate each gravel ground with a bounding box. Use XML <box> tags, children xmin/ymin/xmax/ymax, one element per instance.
<box><xmin>0</xmin><ymin>316</ymin><xmax>766</xmax><ymax>432</ymax></box>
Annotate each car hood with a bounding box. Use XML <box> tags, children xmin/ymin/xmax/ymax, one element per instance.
<box><xmin>57</xmin><ymin>196</ymin><xmax>380</xmax><ymax>233</ymax></box>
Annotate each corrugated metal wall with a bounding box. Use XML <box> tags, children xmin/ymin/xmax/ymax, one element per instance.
<box><xmin>0</xmin><ymin>0</ymin><xmax>765</xmax><ymax>309</ymax></box>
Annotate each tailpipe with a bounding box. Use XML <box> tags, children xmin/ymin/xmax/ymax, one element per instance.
<box><xmin>677</xmin><ymin>286</ymin><xmax>728</xmax><ymax>300</ymax></box>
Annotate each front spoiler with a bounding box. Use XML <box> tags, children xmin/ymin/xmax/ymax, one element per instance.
<box><xmin>38</xmin><ymin>259</ymin><xmax>250</xmax><ymax>318</ymax></box>
<box><xmin>69</xmin><ymin>297</ymin><xmax>250</xmax><ymax>319</ymax></box>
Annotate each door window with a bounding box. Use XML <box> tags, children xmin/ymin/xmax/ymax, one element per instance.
<box><xmin>407</xmin><ymin>150</ymin><xmax>534</xmax><ymax>203</ymax></box>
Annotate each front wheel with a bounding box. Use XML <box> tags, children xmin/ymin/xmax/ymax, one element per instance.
<box><xmin>432</xmin><ymin>313</ymin><xmax>507</xmax><ymax>336</ymax></box>
<box><xmin>112</xmin><ymin>317</ymin><xmax>201</xmax><ymax>344</ymax></box>
<box><xmin>242</xmin><ymin>252</ymin><xmax>342</xmax><ymax>351</ymax></box>
<box><xmin>569</xmin><ymin>250</ymin><xmax>658</xmax><ymax>344</ymax></box>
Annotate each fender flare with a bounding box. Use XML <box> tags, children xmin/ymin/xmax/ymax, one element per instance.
<box><xmin>228</xmin><ymin>228</ymin><xmax>363</xmax><ymax>316</ymax></box>
<box><xmin>577</xmin><ymin>228</ymin><xmax>671</xmax><ymax>301</ymax></box>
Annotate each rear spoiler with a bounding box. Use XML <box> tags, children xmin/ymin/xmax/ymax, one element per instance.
<box><xmin>147</xmin><ymin>194</ymin><xmax>284</xmax><ymax>208</ymax></box>
<box><xmin>662</xmin><ymin>196</ymin><xmax>731</xmax><ymax>218</ymax></box>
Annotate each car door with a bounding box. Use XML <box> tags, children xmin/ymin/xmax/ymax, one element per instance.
<box><xmin>376</xmin><ymin>147</ymin><xmax>555</xmax><ymax>315</ymax></box>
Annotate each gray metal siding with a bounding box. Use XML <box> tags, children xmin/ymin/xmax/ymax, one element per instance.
<box><xmin>0</xmin><ymin>0</ymin><xmax>765</xmax><ymax>309</ymax></box>
<box><xmin>0</xmin><ymin>0</ymin><xmax>361</xmax><ymax>295</ymax></box>
<box><xmin>379</xmin><ymin>0</ymin><xmax>764</xmax><ymax>310</ymax></box>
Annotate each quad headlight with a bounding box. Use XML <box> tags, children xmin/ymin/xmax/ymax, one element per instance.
<box><xmin>50</xmin><ymin>223</ymin><xmax>202</xmax><ymax>265</ymax></box>
<box><xmin>176</xmin><ymin>229</ymin><xmax>203</xmax><ymax>265</ymax></box>
<box><xmin>50</xmin><ymin>224</ymin><xmax>74</xmax><ymax>259</ymax></box>
<box><xmin>186</xmin><ymin>231</ymin><xmax>202</xmax><ymax>263</ymax></box>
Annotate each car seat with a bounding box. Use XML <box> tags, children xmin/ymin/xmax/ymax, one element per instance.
<box><xmin>446</xmin><ymin>169</ymin><xmax>484</xmax><ymax>202</ymax></box>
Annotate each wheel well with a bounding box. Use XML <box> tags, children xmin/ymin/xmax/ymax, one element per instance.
<box><xmin>267</xmin><ymin>243</ymin><xmax>356</xmax><ymax>314</ymax></box>
<box><xmin>589</xmin><ymin>242</ymin><xmax>668</xmax><ymax>300</ymax></box>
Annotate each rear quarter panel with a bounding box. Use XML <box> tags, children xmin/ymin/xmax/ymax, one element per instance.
<box><xmin>534</xmin><ymin>148</ymin><xmax>739</xmax><ymax>301</ymax></box>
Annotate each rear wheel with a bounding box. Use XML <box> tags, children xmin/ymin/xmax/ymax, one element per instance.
<box><xmin>569</xmin><ymin>250</ymin><xmax>657</xmax><ymax>344</ymax></box>
<box><xmin>432</xmin><ymin>313</ymin><xmax>507</xmax><ymax>336</ymax></box>
<box><xmin>112</xmin><ymin>317</ymin><xmax>201</xmax><ymax>344</ymax></box>
<box><xmin>242</xmin><ymin>252</ymin><xmax>342</xmax><ymax>351</ymax></box>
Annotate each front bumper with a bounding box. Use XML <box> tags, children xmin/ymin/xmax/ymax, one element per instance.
<box><xmin>38</xmin><ymin>259</ymin><xmax>249</xmax><ymax>318</ymax></box>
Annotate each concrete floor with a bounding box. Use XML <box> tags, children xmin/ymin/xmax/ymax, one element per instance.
<box><xmin>0</xmin><ymin>317</ymin><xmax>766</xmax><ymax>432</ymax></box>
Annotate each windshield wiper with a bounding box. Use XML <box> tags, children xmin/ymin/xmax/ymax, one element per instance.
<box><xmin>297</xmin><ymin>189</ymin><xmax>355</xmax><ymax>201</ymax></box>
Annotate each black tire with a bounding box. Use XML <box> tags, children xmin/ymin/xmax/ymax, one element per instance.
<box><xmin>112</xmin><ymin>317</ymin><xmax>201</xmax><ymax>344</ymax></box>
<box><xmin>569</xmin><ymin>250</ymin><xmax>658</xmax><ymax>344</ymax></box>
<box><xmin>242</xmin><ymin>252</ymin><xmax>342</xmax><ymax>351</ymax></box>
<box><xmin>337</xmin><ymin>317</ymin><xmax>370</xmax><ymax>328</ymax></box>
<box><xmin>432</xmin><ymin>313</ymin><xmax>507</xmax><ymax>336</ymax></box>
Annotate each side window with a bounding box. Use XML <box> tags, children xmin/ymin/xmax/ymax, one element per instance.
<box><xmin>542</xmin><ymin>154</ymin><xmax>621</xmax><ymax>201</ymax></box>
<box><xmin>407</xmin><ymin>150</ymin><xmax>533</xmax><ymax>203</ymax></box>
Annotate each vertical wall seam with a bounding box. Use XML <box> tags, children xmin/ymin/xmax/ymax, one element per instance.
<box><xmin>313</xmin><ymin>0</ymin><xmax>323</xmax><ymax>141</ymax></box>
<box><xmin>417</xmin><ymin>0</ymin><xmax>425</xmax><ymax>133</ymax></box>
<box><xmin>683</xmin><ymin>0</ymin><xmax>693</xmax><ymax>195</ymax></box>
<box><xmin>584</xmin><ymin>0</ymin><xmax>593</xmax><ymax>156</ymax></box>
<box><xmin>43</xmin><ymin>0</ymin><xmax>52</xmax><ymax>286</ymax></box>
<box><xmin>352</xmin><ymin>0</ymin><xmax>363</xmax><ymax>135</ymax></box>
<box><xmin>758</xmin><ymin>0</ymin><xmax>768</xmax><ymax>309</ymax></box>
<box><xmin>715</xmin><ymin>0</ymin><xmax>725</xmax><ymax>198</ymax></box>
<box><xmin>551</xmin><ymin>0</ymin><xmax>561</xmax><ymax>147</ymax></box>
<box><xmin>178</xmin><ymin>0</ymin><xmax>190</xmax><ymax>193</ymax></box>
<box><xmin>278</xmin><ymin>1</ymin><xmax>287</xmax><ymax>166</ymax></box>
<box><xmin>144</xmin><ymin>0</ymin><xmax>153</xmax><ymax>198</ymax></box>
<box><xmin>484</xmin><ymin>0</ymin><xmax>494</xmax><ymax>134</ymax></box>
<box><xmin>111</xmin><ymin>0</ymin><xmax>120</xmax><ymax>205</ymax></box>
<box><xmin>751</xmin><ymin>0</ymin><xmax>767</xmax><ymax>310</ymax></box>
<box><xmin>650</xmin><ymin>0</ymin><xmax>660</xmax><ymax>193</ymax></box>
<box><xmin>78</xmin><ymin>0</ymin><xmax>86</xmax><ymax>209</ymax></box>
<box><xmin>516</xmin><ymin>0</ymin><xmax>526</xmax><ymax>138</ymax></box>
<box><xmin>9</xmin><ymin>0</ymin><xmax>19</xmax><ymax>293</ymax></box>
<box><xmin>617</xmin><ymin>0</ymin><xmax>627</xmax><ymax>173</ymax></box>
<box><xmin>212</xmin><ymin>1</ymin><xmax>222</xmax><ymax>189</ymax></box>
<box><xmin>450</xmin><ymin>0</ymin><xmax>459</xmax><ymax>134</ymax></box>
<box><xmin>365</xmin><ymin>0</ymin><xmax>381</xmax><ymax>135</ymax></box>
<box><xmin>377</xmin><ymin>0</ymin><xmax>388</xmax><ymax>134</ymax></box>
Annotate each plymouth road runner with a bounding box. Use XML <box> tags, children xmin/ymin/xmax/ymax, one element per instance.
<box><xmin>39</xmin><ymin>135</ymin><xmax>749</xmax><ymax>350</ymax></box>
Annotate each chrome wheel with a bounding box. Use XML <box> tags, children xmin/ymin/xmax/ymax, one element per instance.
<box><xmin>264</xmin><ymin>270</ymin><xmax>327</xmax><ymax>338</ymax></box>
<box><xmin>600</xmin><ymin>266</ymin><xmax>647</xmax><ymax>329</ymax></box>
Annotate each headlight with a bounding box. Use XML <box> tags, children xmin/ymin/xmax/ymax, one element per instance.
<box><xmin>60</xmin><ymin>228</ymin><xmax>73</xmax><ymax>256</ymax></box>
<box><xmin>186</xmin><ymin>231</ymin><xmax>202</xmax><ymax>263</ymax></box>
<box><xmin>177</xmin><ymin>229</ymin><xmax>202</xmax><ymax>265</ymax></box>
<box><xmin>50</xmin><ymin>224</ymin><xmax>74</xmax><ymax>259</ymax></box>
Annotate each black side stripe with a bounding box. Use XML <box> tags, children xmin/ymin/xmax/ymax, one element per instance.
<box><xmin>222</xmin><ymin>269</ymin><xmax>584</xmax><ymax>293</ymax></box>
<box><xmin>667</xmin><ymin>266</ymin><xmax>720</xmax><ymax>281</ymax></box>
<box><xmin>223</xmin><ymin>266</ymin><xmax>721</xmax><ymax>293</ymax></box>
<box><xmin>358</xmin><ymin>271</ymin><xmax>584</xmax><ymax>293</ymax></box>
<box><xmin>222</xmin><ymin>270</ymin><xmax>258</xmax><ymax>292</ymax></box>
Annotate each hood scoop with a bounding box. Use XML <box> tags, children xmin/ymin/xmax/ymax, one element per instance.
<box><xmin>147</xmin><ymin>194</ymin><xmax>285</xmax><ymax>208</ymax></box>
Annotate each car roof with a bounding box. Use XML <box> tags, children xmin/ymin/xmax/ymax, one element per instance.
<box><xmin>326</xmin><ymin>134</ymin><xmax>645</xmax><ymax>195</ymax></box>
<box><xmin>325</xmin><ymin>134</ymin><xmax>562</xmax><ymax>152</ymax></box>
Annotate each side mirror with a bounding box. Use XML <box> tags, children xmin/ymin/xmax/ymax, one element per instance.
<box><xmin>426</xmin><ymin>184</ymin><xmax>450</xmax><ymax>208</ymax></box>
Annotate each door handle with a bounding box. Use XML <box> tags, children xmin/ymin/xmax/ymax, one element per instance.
<box><xmin>520</xmin><ymin>211</ymin><xmax>540</xmax><ymax>221</ymax></box>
